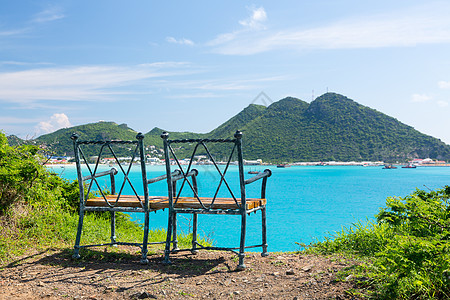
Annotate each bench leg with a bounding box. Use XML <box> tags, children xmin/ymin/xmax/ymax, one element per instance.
<box><xmin>140</xmin><ymin>211</ymin><xmax>149</xmax><ymax>264</ymax></box>
<box><xmin>191</xmin><ymin>213</ymin><xmax>198</xmax><ymax>254</ymax></box>
<box><xmin>73</xmin><ymin>210</ymin><xmax>85</xmax><ymax>259</ymax></box>
<box><xmin>237</xmin><ymin>212</ymin><xmax>247</xmax><ymax>270</ymax></box>
<box><xmin>164</xmin><ymin>211</ymin><xmax>174</xmax><ymax>265</ymax></box>
<box><xmin>110</xmin><ymin>211</ymin><xmax>117</xmax><ymax>245</ymax></box>
<box><xmin>172</xmin><ymin>213</ymin><xmax>179</xmax><ymax>252</ymax></box>
<box><xmin>261</xmin><ymin>206</ymin><xmax>269</xmax><ymax>257</ymax></box>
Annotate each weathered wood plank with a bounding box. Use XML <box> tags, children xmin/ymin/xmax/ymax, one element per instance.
<box><xmin>150</xmin><ymin>197</ymin><xmax>266</xmax><ymax>210</ymax></box>
<box><xmin>86</xmin><ymin>195</ymin><xmax>266</xmax><ymax>210</ymax></box>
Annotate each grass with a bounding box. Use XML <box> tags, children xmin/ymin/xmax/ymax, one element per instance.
<box><xmin>0</xmin><ymin>200</ymin><xmax>209</xmax><ymax>264</ymax></box>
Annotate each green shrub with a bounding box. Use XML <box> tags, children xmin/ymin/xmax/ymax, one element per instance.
<box><xmin>0</xmin><ymin>132</ymin><xmax>42</xmax><ymax>213</ymax></box>
<box><xmin>304</xmin><ymin>186</ymin><xmax>450</xmax><ymax>299</ymax></box>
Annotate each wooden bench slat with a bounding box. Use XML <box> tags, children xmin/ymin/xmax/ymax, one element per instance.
<box><xmin>85</xmin><ymin>195</ymin><xmax>167</xmax><ymax>208</ymax></box>
<box><xmin>86</xmin><ymin>195</ymin><xmax>266</xmax><ymax>210</ymax></box>
<box><xmin>150</xmin><ymin>197</ymin><xmax>266</xmax><ymax>210</ymax></box>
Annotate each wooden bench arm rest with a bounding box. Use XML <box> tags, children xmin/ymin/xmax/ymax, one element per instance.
<box><xmin>244</xmin><ymin>169</ymin><xmax>272</xmax><ymax>185</ymax></box>
<box><xmin>82</xmin><ymin>167</ymin><xmax>118</xmax><ymax>181</ymax></box>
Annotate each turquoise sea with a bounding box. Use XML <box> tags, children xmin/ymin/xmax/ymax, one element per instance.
<box><xmin>48</xmin><ymin>164</ymin><xmax>450</xmax><ymax>252</ymax></box>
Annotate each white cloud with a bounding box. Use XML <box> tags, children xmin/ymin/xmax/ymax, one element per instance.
<box><xmin>155</xmin><ymin>75</ymin><xmax>286</xmax><ymax>92</ymax></box>
<box><xmin>166</xmin><ymin>36</ymin><xmax>195</xmax><ymax>46</ymax></box>
<box><xmin>0</xmin><ymin>63</ymin><xmax>195</xmax><ymax>104</ymax></box>
<box><xmin>0</xmin><ymin>61</ymin><xmax>53</xmax><ymax>66</ymax></box>
<box><xmin>166</xmin><ymin>92</ymin><xmax>224</xmax><ymax>99</ymax></box>
<box><xmin>32</xmin><ymin>6</ymin><xmax>65</xmax><ymax>23</ymax></box>
<box><xmin>207</xmin><ymin>7</ymin><xmax>268</xmax><ymax>48</ymax></box>
<box><xmin>138</xmin><ymin>61</ymin><xmax>191</xmax><ymax>68</ymax></box>
<box><xmin>35</xmin><ymin>113</ymin><xmax>71</xmax><ymax>135</ymax></box>
<box><xmin>0</xmin><ymin>28</ymin><xmax>29</xmax><ymax>37</ymax></box>
<box><xmin>0</xmin><ymin>62</ymin><xmax>278</xmax><ymax>106</ymax></box>
<box><xmin>438</xmin><ymin>81</ymin><xmax>450</xmax><ymax>89</ymax></box>
<box><xmin>239</xmin><ymin>7</ymin><xmax>267</xmax><ymax>29</ymax></box>
<box><xmin>411</xmin><ymin>94</ymin><xmax>432</xmax><ymax>103</ymax></box>
<box><xmin>0</xmin><ymin>57</ymin><xmax>284</xmax><ymax>122</ymax></box>
<box><xmin>207</xmin><ymin>32</ymin><xmax>236</xmax><ymax>47</ymax></box>
<box><xmin>0</xmin><ymin>116</ymin><xmax>38</xmax><ymax>124</ymax></box>
<box><xmin>0</xmin><ymin>6</ymin><xmax>63</xmax><ymax>40</ymax></box>
<box><xmin>437</xmin><ymin>100</ymin><xmax>449</xmax><ymax>107</ymax></box>
<box><xmin>208</xmin><ymin>3</ymin><xmax>450</xmax><ymax>55</ymax></box>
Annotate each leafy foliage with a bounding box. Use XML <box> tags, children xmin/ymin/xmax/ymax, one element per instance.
<box><xmin>1</xmin><ymin>130</ymin><xmax>81</xmax><ymax>260</ymax></box>
<box><xmin>0</xmin><ymin>132</ymin><xmax>42</xmax><ymax>212</ymax></box>
<box><xmin>305</xmin><ymin>186</ymin><xmax>450</xmax><ymax>299</ymax></box>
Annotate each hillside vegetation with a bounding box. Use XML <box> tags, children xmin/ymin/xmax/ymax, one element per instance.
<box><xmin>15</xmin><ymin>93</ymin><xmax>450</xmax><ymax>162</ymax></box>
<box><xmin>236</xmin><ymin>93</ymin><xmax>450</xmax><ymax>162</ymax></box>
<box><xmin>304</xmin><ymin>186</ymin><xmax>450</xmax><ymax>299</ymax></box>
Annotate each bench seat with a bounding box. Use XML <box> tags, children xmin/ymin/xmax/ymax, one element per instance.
<box><xmin>86</xmin><ymin>195</ymin><xmax>266</xmax><ymax>210</ymax></box>
<box><xmin>150</xmin><ymin>197</ymin><xmax>266</xmax><ymax>210</ymax></box>
<box><xmin>85</xmin><ymin>195</ymin><xmax>168</xmax><ymax>208</ymax></box>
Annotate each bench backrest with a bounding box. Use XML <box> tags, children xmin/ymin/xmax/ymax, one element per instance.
<box><xmin>161</xmin><ymin>131</ymin><xmax>250</xmax><ymax>210</ymax></box>
<box><xmin>71</xmin><ymin>133</ymin><xmax>149</xmax><ymax>210</ymax></box>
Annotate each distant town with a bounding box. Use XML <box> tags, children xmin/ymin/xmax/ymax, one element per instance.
<box><xmin>45</xmin><ymin>151</ymin><xmax>449</xmax><ymax>167</ymax></box>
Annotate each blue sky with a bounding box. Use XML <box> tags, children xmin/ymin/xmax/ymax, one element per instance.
<box><xmin>1</xmin><ymin>1</ymin><xmax>450</xmax><ymax>144</ymax></box>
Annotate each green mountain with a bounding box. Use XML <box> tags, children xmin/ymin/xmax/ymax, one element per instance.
<box><xmin>231</xmin><ymin>93</ymin><xmax>450</xmax><ymax>162</ymax></box>
<box><xmin>208</xmin><ymin>103</ymin><xmax>267</xmax><ymax>138</ymax></box>
<box><xmin>11</xmin><ymin>93</ymin><xmax>450</xmax><ymax>162</ymax></box>
<box><xmin>144</xmin><ymin>127</ymin><xmax>205</xmax><ymax>148</ymax></box>
<box><xmin>6</xmin><ymin>135</ymin><xmax>25</xmax><ymax>147</ymax></box>
<box><xmin>35</xmin><ymin>121</ymin><xmax>138</xmax><ymax>157</ymax></box>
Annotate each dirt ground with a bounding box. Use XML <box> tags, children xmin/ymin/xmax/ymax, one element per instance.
<box><xmin>0</xmin><ymin>247</ymin><xmax>362</xmax><ymax>299</ymax></box>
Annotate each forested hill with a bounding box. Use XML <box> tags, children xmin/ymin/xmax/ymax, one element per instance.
<box><xmin>232</xmin><ymin>93</ymin><xmax>450</xmax><ymax>162</ymax></box>
<box><xmin>207</xmin><ymin>103</ymin><xmax>267</xmax><ymax>138</ymax></box>
<box><xmin>32</xmin><ymin>122</ymin><xmax>138</xmax><ymax>156</ymax></box>
<box><xmin>14</xmin><ymin>92</ymin><xmax>450</xmax><ymax>162</ymax></box>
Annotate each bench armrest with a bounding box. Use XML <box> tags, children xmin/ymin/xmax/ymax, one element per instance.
<box><xmin>147</xmin><ymin>169</ymin><xmax>198</xmax><ymax>184</ymax></box>
<box><xmin>244</xmin><ymin>169</ymin><xmax>272</xmax><ymax>185</ymax></box>
<box><xmin>171</xmin><ymin>169</ymin><xmax>198</xmax><ymax>182</ymax></box>
<box><xmin>147</xmin><ymin>170</ymin><xmax>181</xmax><ymax>184</ymax></box>
<box><xmin>244</xmin><ymin>169</ymin><xmax>272</xmax><ymax>199</ymax></box>
<box><xmin>82</xmin><ymin>167</ymin><xmax>119</xmax><ymax>197</ymax></box>
<box><xmin>171</xmin><ymin>169</ymin><xmax>199</xmax><ymax>197</ymax></box>
<box><xmin>82</xmin><ymin>167</ymin><xmax>118</xmax><ymax>181</ymax></box>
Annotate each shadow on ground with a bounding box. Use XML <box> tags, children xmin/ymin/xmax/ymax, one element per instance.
<box><xmin>4</xmin><ymin>246</ymin><xmax>231</xmax><ymax>277</ymax></box>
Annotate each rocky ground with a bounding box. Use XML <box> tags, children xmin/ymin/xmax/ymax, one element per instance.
<box><xmin>0</xmin><ymin>246</ymin><xmax>363</xmax><ymax>299</ymax></box>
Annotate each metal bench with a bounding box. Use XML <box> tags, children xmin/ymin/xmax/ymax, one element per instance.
<box><xmin>70</xmin><ymin>132</ymin><xmax>195</xmax><ymax>263</ymax></box>
<box><xmin>160</xmin><ymin>130</ymin><xmax>272</xmax><ymax>270</ymax></box>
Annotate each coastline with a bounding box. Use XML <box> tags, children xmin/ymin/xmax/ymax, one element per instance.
<box><xmin>44</xmin><ymin>162</ymin><xmax>450</xmax><ymax>167</ymax></box>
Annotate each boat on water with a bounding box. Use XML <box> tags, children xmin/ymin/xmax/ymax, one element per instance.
<box><xmin>248</xmin><ymin>170</ymin><xmax>260</xmax><ymax>174</ymax></box>
<box><xmin>276</xmin><ymin>164</ymin><xmax>290</xmax><ymax>168</ymax></box>
<box><xmin>383</xmin><ymin>164</ymin><xmax>397</xmax><ymax>169</ymax></box>
<box><xmin>402</xmin><ymin>163</ymin><xmax>417</xmax><ymax>169</ymax></box>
